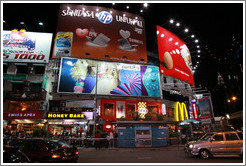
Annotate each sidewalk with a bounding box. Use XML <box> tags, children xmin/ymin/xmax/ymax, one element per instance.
<box><xmin>77</xmin><ymin>144</ymin><xmax>184</xmax><ymax>152</ymax></box>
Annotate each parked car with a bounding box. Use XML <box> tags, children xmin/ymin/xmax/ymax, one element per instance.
<box><xmin>19</xmin><ymin>138</ymin><xmax>78</xmax><ymax>163</ymax></box>
<box><xmin>185</xmin><ymin>131</ymin><xmax>243</xmax><ymax>159</ymax></box>
<box><xmin>3</xmin><ymin>145</ymin><xmax>31</xmax><ymax>163</ymax></box>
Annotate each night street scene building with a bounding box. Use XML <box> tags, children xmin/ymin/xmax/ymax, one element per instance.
<box><xmin>2</xmin><ymin>1</ymin><xmax>244</xmax><ymax>164</ymax></box>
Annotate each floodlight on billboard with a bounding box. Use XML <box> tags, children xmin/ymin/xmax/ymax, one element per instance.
<box><xmin>53</xmin><ymin>4</ymin><xmax>147</xmax><ymax>64</ymax></box>
<box><xmin>3</xmin><ymin>30</ymin><xmax>53</xmax><ymax>63</ymax></box>
<box><xmin>156</xmin><ymin>25</ymin><xmax>194</xmax><ymax>85</ymax></box>
<box><xmin>58</xmin><ymin>57</ymin><xmax>160</xmax><ymax>97</ymax></box>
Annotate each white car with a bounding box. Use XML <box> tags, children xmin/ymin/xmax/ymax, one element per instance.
<box><xmin>185</xmin><ymin>131</ymin><xmax>243</xmax><ymax>159</ymax></box>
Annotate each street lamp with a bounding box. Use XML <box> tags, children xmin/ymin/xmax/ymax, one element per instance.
<box><xmin>231</xmin><ymin>96</ymin><xmax>237</xmax><ymax>101</ymax></box>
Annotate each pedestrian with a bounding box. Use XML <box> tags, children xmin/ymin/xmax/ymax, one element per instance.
<box><xmin>95</xmin><ymin>131</ymin><xmax>101</xmax><ymax>149</ymax></box>
<box><xmin>109</xmin><ymin>131</ymin><xmax>114</xmax><ymax>148</ymax></box>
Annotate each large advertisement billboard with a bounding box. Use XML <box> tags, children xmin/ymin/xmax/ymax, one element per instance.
<box><xmin>58</xmin><ymin>57</ymin><xmax>160</xmax><ymax>97</ymax></box>
<box><xmin>3</xmin><ymin>30</ymin><xmax>53</xmax><ymax>63</ymax></box>
<box><xmin>198</xmin><ymin>97</ymin><xmax>212</xmax><ymax>124</ymax></box>
<box><xmin>156</xmin><ymin>25</ymin><xmax>194</xmax><ymax>85</ymax></box>
<box><xmin>53</xmin><ymin>4</ymin><xmax>147</xmax><ymax>64</ymax></box>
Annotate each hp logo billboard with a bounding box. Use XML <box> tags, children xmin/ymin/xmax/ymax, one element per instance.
<box><xmin>98</xmin><ymin>11</ymin><xmax>113</xmax><ymax>24</ymax></box>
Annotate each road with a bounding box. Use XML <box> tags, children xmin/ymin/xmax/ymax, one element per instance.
<box><xmin>77</xmin><ymin>147</ymin><xmax>243</xmax><ymax>163</ymax></box>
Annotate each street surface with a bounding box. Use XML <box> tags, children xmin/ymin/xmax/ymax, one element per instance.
<box><xmin>77</xmin><ymin>146</ymin><xmax>243</xmax><ymax>163</ymax></box>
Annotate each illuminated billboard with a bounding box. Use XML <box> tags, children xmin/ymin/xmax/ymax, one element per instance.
<box><xmin>58</xmin><ymin>57</ymin><xmax>160</xmax><ymax>97</ymax></box>
<box><xmin>53</xmin><ymin>4</ymin><xmax>147</xmax><ymax>64</ymax></box>
<box><xmin>156</xmin><ymin>25</ymin><xmax>194</xmax><ymax>85</ymax></box>
<box><xmin>3</xmin><ymin>30</ymin><xmax>53</xmax><ymax>63</ymax></box>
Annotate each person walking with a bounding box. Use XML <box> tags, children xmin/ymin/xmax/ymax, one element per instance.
<box><xmin>109</xmin><ymin>131</ymin><xmax>114</xmax><ymax>148</ymax></box>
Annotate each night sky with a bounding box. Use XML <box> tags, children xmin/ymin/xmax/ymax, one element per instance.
<box><xmin>3</xmin><ymin>2</ymin><xmax>243</xmax><ymax>96</ymax></box>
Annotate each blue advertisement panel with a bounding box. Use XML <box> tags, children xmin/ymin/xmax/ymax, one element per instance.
<box><xmin>58</xmin><ymin>57</ymin><xmax>160</xmax><ymax>97</ymax></box>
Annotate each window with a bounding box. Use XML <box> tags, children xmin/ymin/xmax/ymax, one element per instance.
<box><xmin>34</xmin><ymin>65</ymin><xmax>45</xmax><ymax>74</ymax></box>
<box><xmin>30</xmin><ymin>83</ymin><xmax>42</xmax><ymax>92</ymax></box>
<box><xmin>225</xmin><ymin>133</ymin><xmax>239</xmax><ymax>141</ymax></box>
<box><xmin>16</xmin><ymin>65</ymin><xmax>28</xmax><ymax>74</ymax></box>
<box><xmin>104</xmin><ymin>103</ymin><xmax>114</xmax><ymax>116</ymax></box>
<box><xmin>237</xmin><ymin>132</ymin><xmax>243</xmax><ymax>140</ymax></box>
<box><xmin>3</xmin><ymin>64</ymin><xmax>8</xmax><ymax>73</ymax></box>
<box><xmin>212</xmin><ymin>134</ymin><xmax>224</xmax><ymax>141</ymax></box>
<box><xmin>127</xmin><ymin>104</ymin><xmax>136</xmax><ymax>117</ymax></box>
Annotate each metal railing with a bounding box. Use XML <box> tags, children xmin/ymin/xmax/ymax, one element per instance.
<box><xmin>3</xmin><ymin>136</ymin><xmax>187</xmax><ymax>150</ymax></box>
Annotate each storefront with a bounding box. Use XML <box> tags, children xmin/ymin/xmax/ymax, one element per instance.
<box><xmin>46</xmin><ymin>112</ymin><xmax>94</xmax><ymax>137</ymax></box>
<box><xmin>3</xmin><ymin>110</ymin><xmax>45</xmax><ymax>136</ymax></box>
<box><xmin>100</xmin><ymin>99</ymin><xmax>162</xmax><ymax>133</ymax></box>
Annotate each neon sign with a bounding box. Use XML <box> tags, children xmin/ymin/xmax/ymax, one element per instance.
<box><xmin>138</xmin><ymin>102</ymin><xmax>148</xmax><ymax>119</ymax></box>
<box><xmin>175</xmin><ymin>102</ymin><xmax>189</xmax><ymax>121</ymax></box>
<box><xmin>192</xmin><ymin>103</ymin><xmax>198</xmax><ymax>120</ymax></box>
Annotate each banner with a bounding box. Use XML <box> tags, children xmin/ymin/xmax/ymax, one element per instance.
<box><xmin>4</xmin><ymin>111</ymin><xmax>43</xmax><ymax>120</ymax></box>
<box><xmin>3</xmin><ymin>30</ymin><xmax>53</xmax><ymax>63</ymax></box>
<box><xmin>156</xmin><ymin>25</ymin><xmax>194</xmax><ymax>85</ymax></box>
<box><xmin>53</xmin><ymin>4</ymin><xmax>147</xmax><ymax>64</ymax></box>
<box><xmin>58</xmin><ymin>57</ymin><xmax>160</xmax><ymax>97</ymax></box>
<box><xmin>198</xmin><ymin>97</ymin><xmax>212</xmax><ymax>122</ymax></box>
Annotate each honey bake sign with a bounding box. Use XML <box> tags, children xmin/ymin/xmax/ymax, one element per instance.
<box><xmin>47</xmin><ymin>113</ymin><xmax>85</xmax><ymax>119</ymax></box>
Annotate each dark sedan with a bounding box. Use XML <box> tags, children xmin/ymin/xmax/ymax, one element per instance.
<box><xmin>3</xmin><ymin>145</ymin><xmax>31</xmax><ymax>163</ymax></box>
<box><xmin>19</xmin><ymin>138</ymin><xmax>78</xmax><ymax>163</ymax></box>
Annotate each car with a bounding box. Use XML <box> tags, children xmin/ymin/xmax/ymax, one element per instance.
<box><xmin>3</xmin><ymin>145</ymin><xmax>31</xmax><ymax>163</ymax></box>
<box><xmin>185</xmin><ymin>131</ymin><xmax>243</xmax><ymax>159</ymax></box>
<box><xmin>19</xmin><ymin>138</ymin><xmax>78</xmax><ymax>163</ymax></box>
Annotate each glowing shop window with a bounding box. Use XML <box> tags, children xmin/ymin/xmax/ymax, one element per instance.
<box><xmin>104</xmin><ymin>103</ymin><xmax>114</xmax><ymax>116</ymax></box>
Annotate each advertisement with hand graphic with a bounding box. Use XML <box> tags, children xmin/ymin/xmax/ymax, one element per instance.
<box><xmin>156</xmin><ymin>25</ymin><xmax>194</xmax><ymax>85</ymax></box>
<box><xmin>58</xmin><ymin>57</ymin><xmax>160</xmax><ymax>97</ymax></box>
<box><xmin>53</xmin><ymin>4</ymin><xmax>147</xmax><ymax>64</ymax></box>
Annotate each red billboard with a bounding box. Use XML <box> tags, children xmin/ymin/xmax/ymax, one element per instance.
<box><xmin>156</xmin><ymin>25</ymin><xmax>194</xmax><ymax>85</ymax></box>
<box><xmin>53</xmin><ymin>4</ymin><xmax>147</xmax><ymax>64</ymax></box>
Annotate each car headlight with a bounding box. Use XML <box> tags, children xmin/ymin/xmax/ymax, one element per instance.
<box><xmin>189</xmin><ymin>144</ymin><xmax>193</xmax><ymax>149</ymax></box>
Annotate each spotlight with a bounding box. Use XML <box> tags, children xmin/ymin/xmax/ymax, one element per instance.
<box><xmin>176</xmin><ymin>23</ymin><xmax>180</xmax><ymax>26</ymax></box>
<box><xmin>39</xmin><ymin>22</ymin><xmax>43</xmax><ymax>26</ymax></box>
<box><xmin>195</xmin><ymin>39</ymin><xmax>199</xmax><ymax>43</ymax></box>
<box><xmin>197</xmin><ymin>45</ymin><xmax>200</xmax><ymax>48</ymax></box>
<box><xmin>170</xmin><ymin>19</ymin><xmax>174</xmax><ymax>24</ymax></box>
<box><xmin>126</xmin><ymin>6</ymin><xmax>129</xmax><ymax>9</ymax></box>
<box><xmin>191</xmin><ymin>35</ymin><xmax>195</xmax><ymax>38</ymax></box>
<box><xmin>197</xmin><ymin>50</ymin><xmax>200</xmax><ymax>53</ymax></box>
<box><xmin>140</xmin><ymin>9</ymin><xmax>143</xmax><ymax>13</ymax></box>
<box><xmin>161</xmin><ymin>34</ymin><xmax>164</xmax><ymax>38</ymax></box>
<box><xmin>184</xmin><ymin>28</ymin><xmax>189</xmax><ymax>32</ymax></box>
<box><xmin>144</xmin><ymin>3</ymin><xmax>148</xmax><ymax>7</ymax></box>
<box><xmin>20</xmin><ymin>22</ymin><xmax>25</xmax><ymax>25</ymax></box>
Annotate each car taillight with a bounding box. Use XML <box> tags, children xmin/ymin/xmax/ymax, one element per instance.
<box><xmin>75</xmin><ymin>151</ymin><xmax>78</xmax><ymax>155</ymax></box>
<box><xmin>51</xmin><ymin>154</ymin><xmax>60</xmax><ymax>158</ymax></box>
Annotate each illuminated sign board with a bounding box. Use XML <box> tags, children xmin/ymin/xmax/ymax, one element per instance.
<box><xmin>175</xmin><ymin>102</ymin><xmax>189</xmax><ymax>121</ymax></box>
<box><xmin>138</xmin><ymin>102</ymin><xmax>148</xmax><ymax>119</ymax></box>
<box><xmin>58</xmin><ymin>57</ymin><xmax>160</xmax><ymax>97</ymax></box>
<box><xmin>47</xmin><ymin>113</ymin><xmax>85</xmax><ymax>119</ymax></box>
<box><xmin>161</xmin><ymin>104</ymin><xmax>166</xmax><ymax>115</ymax></box>
<box><xmin>3</xmin><ymin>111</ymin><xmax>43</xmax><ymax>120</ymax></box>
<box><xmin>191</xmin><ymin>99</ymin><xmax>197</xmax><ymax>103</ymax></box>
<box><xmin>192</xmin><ymin>103</ymin><xmax>198</xmax><ymax>119</ymax></box>
<box><xmin>156</xmin><ymin>25</ymin><xmax>194</xmax><ymax>85</ymax></box>
<box><xmin>53</xmin><ymin>4</ymin><xmax>147</xmax><ymax>64</ymax></box>
<box><xmin>3</xmin><ymin>30</ymin><xmax>52</xmax><ymax>63</ymax></box>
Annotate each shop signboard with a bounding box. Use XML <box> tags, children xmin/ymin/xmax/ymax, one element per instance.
<box><xmin>53</xmin><ymin>4</ymin><xmax>147</xmax><ymax>64</ymax></box>
<box><xmin>192</xmin><ymin>103</ymin><xmax>198</xmax><ymax>120</ymax></box>
<box><xmin>3</xmin><ymin>111</ymin><xmax>43</xmax><ymax>119</ymax></box>
<box><xmin>58</xmin><ymin>57</ymin><xmax>160</xmax><ymax>97</ymax></box>
<box><xmin>198</xmin><ymin>97</ymin><xmax>213</xmax><ymax>124</ymax></box>
<box><xmin>47</xmin><ymin>112</ymin><xmax>86</xmax><ymax>119</ymax></box>
<box><xmin>156</xmin><ymin>25</ymin><xmax>194</xmax><ymax>86</ymax></box>
<box><xmin>3</xmin><ymin>30</ymin><xmax>53</xmax><ymax>63</ymax></box>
